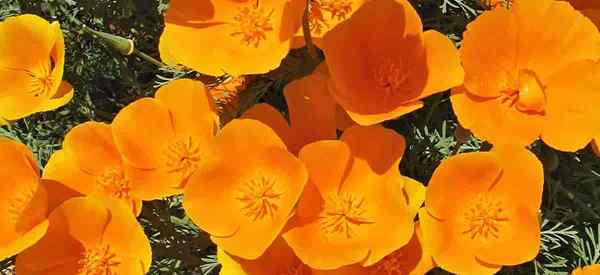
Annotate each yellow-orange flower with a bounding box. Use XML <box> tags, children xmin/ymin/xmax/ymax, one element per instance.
<box><xmin>16</xmin><ymin>196</ymin><xmax>151</xmax><ymax>275</ymax></box>
<box><xmin>571</xmin><ymin>264</ymin><xmax>600</xmax><ymax>275</ymax></box>
<box><xmin>283</xmin><ymin>125</ymin><xmax>425</xmax><ymax>269</ymax></box>
<box><xmin>419</xmin><ymin>146</ymin><xmax>543</xmax><ymax>274</ymax></box>
<box><xmin>0</xmin><ymin>138</ymin><xmax>49</xmax><ymax>261</ymax></box>
<box><xmin>184</xmin><ymin>119</ymin><xmax>308</xmax><ymax>259</ymax></box>
<box><xmin>0</xmin><ymin>14</ymin><xmax>74</xmax><ymax>124</ymax></box>
<box><xmin>43</xmin><ymin>122</ymin><xmax>144</xmax><ymax>215</ymax></box>
<box><xmin>322</xmin><ymin>0</ymin><xmax>464</xmax><ymax>126</ymax></box>
<box><xmin>218</xmin><ymin>237</ymin><xmax>311</xmax><ymax>275</ymax></box>
<box><xmin>242</xmin><ymin>63</ymin><xmax>337</xmax><ymax>154</ymax></box>
<box><xmin>159</xmin><ymin>0</ymin><xmax>304</xmax><ymax>76</ymax></box>
<box><xmin>452</xmin><ymin>0</ymin><xmax>600</xmax><ymax>151</ymax></box>
<box><xmin>111</xmin><ymin>79</ymin><xmax>219</xmax><ymax>199</ymax></box>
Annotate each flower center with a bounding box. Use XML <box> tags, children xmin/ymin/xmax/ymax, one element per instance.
<box><xmin>500</xmin><ymin>70</ymin><xmax>545</xmax><ymax>113</ymax></box>
<box><xmin>78</xmin><ymin>245</ymin><xmax>120</xmax><ymax>275</ymax></box>
<box><xmin>236</xmin><ymin>176</ymin><xmax>283</xmax><ymax>221</ymax></box>
<box><xmin>462</xmin><ymin>195</ymin><xmax>508</xmax><ymax>240</ymax></box>
<box><xmin>319</xmin><ymin>192</ymin><xmax>374</xmax><ymax>238</ymax></box>
<box><xmin>97</xmin><ymin>167</ymin><xmax>131</xmax><ymax>199</ymax></box>
<box><xmin>8</xmin><ymin>187</ymin><xmax>36</xmax><ymax>225</ymax></box>
<box><xmin>230</xmin><ymin>4</ymin><xmax>274</xmax><ymax>47</ymax></box>
<box><xmin>373</xmin><ymin>58</ymin><xmax>408</xmax><ymax>97</ymax></box>
<box><xmin>164</xmin><ymin>136</ymin><xmax>202</xmax><ymax>181</ymax></box>
<box><xmin>27</xmin><ymin>59</ymin><xmax>54</xmax><ymax>97</ymax></box>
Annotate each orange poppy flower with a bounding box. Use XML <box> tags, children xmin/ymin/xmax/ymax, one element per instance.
<box><xmin>452</xmin><ymin>0</ymin><xmax>600</xmax><ymax>151</ymax></box>
<box><xmin>16</xmin><ymin>196</ymin><xmax>151</xmax><ymax>275</ymax></box>
<box><xmin>419</xmin><ymin>146</ymin><xmax>543</xmax><ymax>274</ymax></box>
<box><xmin>0</xmin><ymin>138</ymin><xmax>49</xmax><ymax>261</ymax></box>
<box><xmin>111</xmin><ymin>79</ymin><xmax>219</xmax><ymax>199</ymax></box>
<box><xmin>0</xmin><ymin>14</ymin><xmax>74</xmax><ymax>124</ymax></box>
<box><xmin>43</xmin><ymin>122</ymin><xmax>145</xmax><ymax>215</ymax></box>
<box><xmin>159</xmin><ymin>0</ymin><xmax>304</xmax><ymax>76</ymax></box>
<box><xmin>218</xmin><ymin>237</ymin><xmax>311</xmax><ymax>274</ymax></box>
<box><xmin>572</xmin><ymin>264</ymin><xmax>600</xmax><ymax>275</ymax></box>
<box><xmin>242</xmin><ymin>63</ymin><xmax>337</xmax><ymax>154</ymax></box>
<box><xmin>283</xmin><ymin>125</ymin><xmax>425</xmax><ymax>269</ymax></box>
<box><xmin>184</xmin><ymin>119</ymin><xmax>308</xmax><ymax>259</ymax></box>
<box><xmin>321</xmin><ymin>0</ymin><xmax>464</xmax><ymax>126</ymax></box>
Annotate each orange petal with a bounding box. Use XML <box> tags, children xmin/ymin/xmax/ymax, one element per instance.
<box><xmin>419</xmin><ymin>30</ymin><xmax>464</xmax><ymax>99</ymax></box>
<box><xmin>403</xmin><ymin>176</ymin><xmax>426</xmax><ymax>218</ymax></box>
<box><xmin>0</xmin><ymin>220</ymin><xmax>48</xmax><ymax>262</ymax></box>
<box><xmin>490</xmin><ymin>145</ymin><xmax>544</xmax><ymax>213</ymax></box>
<box><xmin>217</xmin><ymin>237</ymin><xmax>305</xmax><ymax>274</ymax></box>
<box><xmin>298</xmin><ymin>140</ymin><xmax>353</xmax><ymax>198</ymax></box>
<box><xmin>0</xmin><ymin>14</ymin><xmax>59</xmax><ymax>69</ymax></box>
<box><xmin>460</xmin><ymin>7</ymin><xmax>518</xmax><ymax>97</ymax></box>
<box><xmin>124</xmin><ymin>165</ymin><xmax>182</xmax><ymax>200</ymax></box>
<box><xmin>15</xmin><ymin>197</ymin><xmax>110</xmax><ymax>272</ymax></box>
<box><xmin>542</xmin><ymin>60</ymin><xmax>600</xmax><ymax>152</ymax></box>
<box><xmin>335</xmin><ymin>105</ymin><xmax>356</xmax><ymax>131</ymax></box>
<box><xmin>41</xmin><ymin>179</ymin><xmax>82</xmax><ymax>214</ymax></box>
<box><xmin>212</xmin><ymin>119</ymin><xmax>288</xmax><ymax>159</ymax></box>
<box><xmin>581</xmin><ymin>9</ymin><xmax>600</xmax><ymax>28</ymax></box>
<box><xmin>571</xmin><ymin>264</ymin><xmax>600</xmax><ymax>275</ymax></box>
<box><xmin>62</xmin><ymin>122</ymin><xmax>121</xmax><ymax>175</ymax></box>
<box><xmin>285</xmin><ymin>66</ymin><xmax>337</xmax><ymax>153</ymax></box>
<box><xmin>340</xmin><ymin>125</ymin><xmax>406</xmax><ymax>175</ymax></box>
<box><xmin>418</xmin><ymin>209</ymin><xmax>502</xmax><ymax>275</ymax></box>
<box><xmin>42</xmin><ymin>150</ymin><xmax>95</xmax><ymax>196</ymax></box>
<box><xmin>37</xmin><ymin>81</ymin><xmax>74</xmax><ymax>113</ymax></box>
<box><xmin>512</xmin><ymin>0</ymin><xmax>600</xmax><ymax>84</ymax></box>
<box><xmin>0</xmin><ymin>69</ymin><xmax>33</xmax><ymax>98</ymax></box>
<box><xmin>425</xmin><ymin>151</ymin><xmax>502</xmax><ymax>219</ymax></box>
<box><xmin>451</xmin><ymin>86</ymin><xmax>543</xmax><ymax>147</ymax></box>
<box><xmin>476</xmin><ymin>204</ymin><xmax>541</xmax><ymax>266</ymax></box>
<box><xmin>344</xmin><ymin>100</ymin><xmax>424</xmax><ymax>126</ymax></box>
<box><xmin>112</xmin><ymin>98</ymin><xmax>176</xmax><ymax>169</ymax></box>
<box><xmin>155</xmin><ymin>79</ymin><xmax>219</xmax><ymax>140</ymax></box>
<box><xmin>241</xmin><ymin>103</ymin><xmax>293</xmax><ymax>148</ymax></box>
<box><xmin>101</xmin><ymin>198</ymin><xmax>152</xmax><ymax>272</ymax></box>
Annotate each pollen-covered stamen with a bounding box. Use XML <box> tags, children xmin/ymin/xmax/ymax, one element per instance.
<box><xmin>230</xmin><ymin>4</ymin><xmax>274</xmax><ymax>47</ymax></box>
<box><xmin>462</xmin><ymin>195</ymin><xmax>508</xmax><ymax>240</ymax></box>
<box><xmin>78</xmin><ymin>245</ymin><xmax>121</xmax><ymax>275</ymax></box>
<box><xmin>236</xmin><ymin>176</ymin><xmax>283</xmax><ymax>221</ymax></box>
<box><xmin>8</xmin><ymin>187</ymin><xmax>36</xmax><ymax>224</ymax></box>
<box><xmin>97</xmin><ymin>167</ymin><xmax>131</xmax><ymax>199</ymax></box>
<box><xmin>164</xmin><ymin>136</ymin><xmax>203</xmax><ymax>181</ymax></box>
<box><xmin>373</xmin><ymin>58</ymin><xmax>408</xmax><ymax>97</ymax></box>
<box><xmin>319</xmin><ymin>192</ymin><xmax>374</xmax><ymax>238</ymax></box>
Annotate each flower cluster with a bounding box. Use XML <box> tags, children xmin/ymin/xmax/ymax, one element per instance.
<box><xmin>1</xmin><ymin>0</ymin><xmax>600</xmax><ymax>274</ymax></box>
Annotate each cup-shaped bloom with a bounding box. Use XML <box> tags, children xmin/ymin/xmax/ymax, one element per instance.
<box><xmin>43</xmin><ymin>122</ymin><xmax>145</xmax><ymax>215</ymax></box>
<box><xmin>159</xmin><ymin>0</ymin><xmax>304</xmax><ymax>76</ymax></box>
<box><xmin>0</xmin><ymin>14</ymin><xmax>74</xmax><ymax>123</ymax></box>
<box><xmin>184</xmin><ymin>119</ymin><xmax>308</xmax><ymax>259</ymax></box>
<box><xmin>0</xmin><ymin>138</ymin><xmax>49</xmax><ymax>261</ymax></box>
<box><xmin>218</xmin><ymin>237</ymin><xmax>311</xmax><ymax>275</ymax></box>
<box><xmin>452</xmin><ymin>0</ymin><xmax>600</xmax><ymax>151</ymax></box>
<box><xmin>572</xmin><ymin>264</ymin><xmax>600</xmax><ymax>275</ymax></box>
<box><xmin>321</xmin><ymin>0</ymin><xmax>464</xmax><ymax>126</ymax></box>
<box><xmin>111</xmin><ymin>79</ymin><xmax>219</xmax><ymax>199</ymax></box>
<box><xmin>283</xmin><ymin>125</ymin><xmax>425</xmax><ymax>269</ymax></box>
<box><xmin>242</xmin><ymin>63</ymin><xmax>337</xmax><ymax>154</ymax></box>
<box><xmin>419</xmin><ymin>146</ymin><xmax>543</xmax><ymax>274</ymax></box>
<box><xmin>16</xmin><ymin>196</ymin><xmax>152</xmax><ymax>275</ymax></box>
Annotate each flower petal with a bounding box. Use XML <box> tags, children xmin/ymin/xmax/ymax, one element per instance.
<box><xmin>340</xmin><ymin>125</ymin><xmax>406</xmax><ymax>175</ymax></box>
<box><xmin>419</xmin><ymin>30</ymin><xmax>464</xmax><ymax>99</ymax></box>
<box><xmin>112</xmin><ymin>98</ymin><xmax>176</xmax><ymax>169</ymax></box>
<box><xmin>241</xmin><ymin>103</ymin><xmax>293</xmax><ymax>148</ymax></box>
<box><xmin>542</xmin><ymin>60</ymin><xmax>600</xmax><ymax>151</ymax></box>
<box><xmin>425</xmin><ymin>151</ymin><xmax>502</xmax><ymax>219</ymax></box>
<box><xmin>0</xmin><ymin>14</ymin><xmax>58</xmax><ymax>69</ymax></box>
<box><xmin>62</xmin><ymin>122</ymin><xmax>121</xmax><ymax>175</ymax></box>
<box><xmin>451</xmin><ymin>86</ymin><xmax>543</xmax><ymax>147</ymax></box>
<box><xmin>37</xmin><ymin>81</ymin><xmax>74</xmax><ymax>113</ymax></box>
